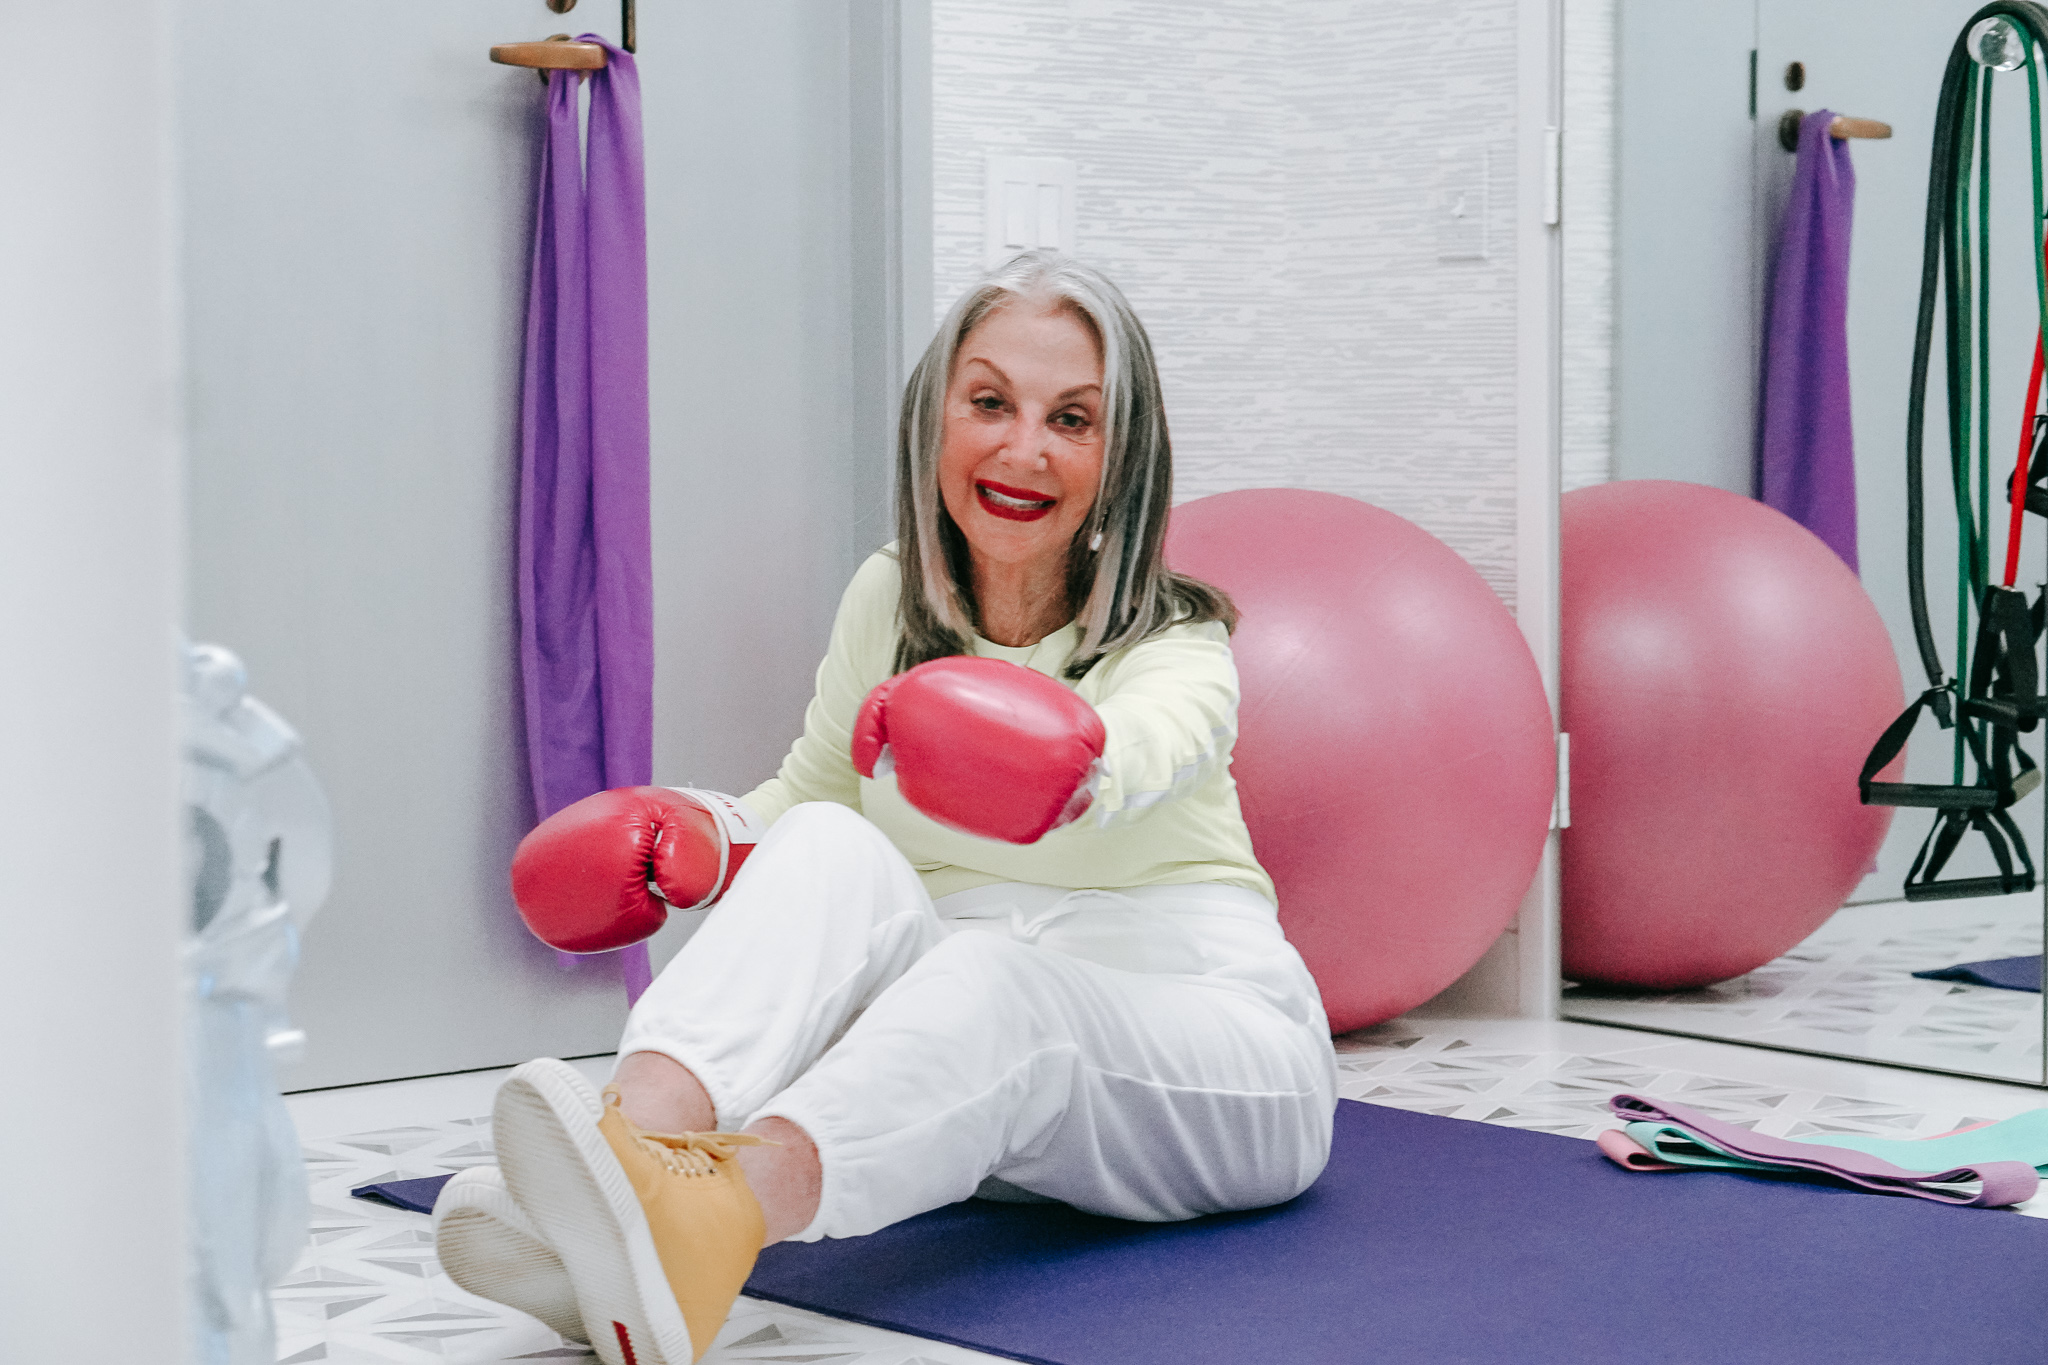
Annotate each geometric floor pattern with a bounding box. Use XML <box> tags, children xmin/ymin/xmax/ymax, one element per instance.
<box><xmin>275</xmin><ymin>1022</ymin><xmax>2046</xmax><ymax>1362</ymax></box>
<box><xmin>1561</xmin><ymin>893</ymin><xmax>2046</xmax><ymax>1083</ymax></box>
<box><xmin>1331</xmin><ymin>1025</ymin><xmax>2026</xmax><ymax>1145</ymax></box>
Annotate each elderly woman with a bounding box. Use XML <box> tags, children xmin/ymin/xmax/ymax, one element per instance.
<box><xmin>436</xmin><ymin>253</ymin><xmax>1336</xmax><ymax>1365</ymax></box>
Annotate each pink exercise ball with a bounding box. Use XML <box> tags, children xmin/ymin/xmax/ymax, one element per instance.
<box><xmin>1166</xmin><ymin>489</ymin><xmax>1555</xmax><ymax>1033</ymax></box>
<box><xmin>1560</xmin><ymin>480</ymin><xmax>1903</xmax><ymax>989</ymax></box>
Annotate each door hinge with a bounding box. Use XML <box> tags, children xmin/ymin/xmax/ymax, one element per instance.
<box><xmin>1550</xmin><ymin>731</ymin><xmax>1571</xmax><ymax>830</ymax></box>
<box><xmin>1542</xmin><ymin>125</ymin><xmax>1561</xmax><ymax>226</ymax></box>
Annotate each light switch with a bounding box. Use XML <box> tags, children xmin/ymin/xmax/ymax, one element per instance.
<box><xmin>1437</xmin><ymin>147</ymin><xmax>1489</xmax><ymax>262</ymax></box>
<box><xmin>1004</xmin><ymin>182</ymin><xmax>1034</xmax><ymax>249</ymax></box>
<box><xmin>985</xmin><ymin>155</ymin><xmax>1078</xmax><ymax>265</ymax></box>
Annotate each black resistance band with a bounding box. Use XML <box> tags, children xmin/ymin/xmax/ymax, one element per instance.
<box><xmin>1861</xmin><ymin>2</ymin><xmax>2048</xmax><ymax>900</ymax></box>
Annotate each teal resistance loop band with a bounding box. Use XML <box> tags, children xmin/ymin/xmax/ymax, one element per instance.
<box><xmin>1622</xmin><ymin>1123</ymin><xmax>1762</xmax><ymax>1173</ymax></box>
<box><xmin>1860</xmin><ymin>3</ymin><xmax>2048</xmax><ymax>901</ymax></box>
<box><xmin>1626</xmin><ymin>1111</ymin><xmax>2048</xmax><ymax>1178</ymax></box>
<box><xmin>1800</xmin><ymin>1109</ymin><xmax>2048</xmax><ymax>1174</ymax></box>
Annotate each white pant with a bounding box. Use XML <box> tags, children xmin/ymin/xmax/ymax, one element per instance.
<box><xmin>618</xmin><ymin>802</ymin><xmax>1336</xmax><ymax>1241</ymax></box>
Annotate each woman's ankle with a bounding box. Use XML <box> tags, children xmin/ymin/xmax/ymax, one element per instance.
<box><xmin>737</xmin><ymin>1116</ymin><xmax>822</xmax><ymax>1245</ymax></box>
<box><xmin>611</xmin><ymin>1051</ymin><xmax>716</xmax><ymax>1132</ymax></box>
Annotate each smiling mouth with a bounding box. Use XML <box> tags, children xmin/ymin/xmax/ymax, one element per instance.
<box><xmin>976</xmin><ymin>480</ymin><xmax>1057</xmax><ymax>521</ymax></box>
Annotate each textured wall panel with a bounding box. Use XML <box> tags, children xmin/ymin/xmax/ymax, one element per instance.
<box><xmin>1279</xmin><ymin>1</ymin><xmax>1521</xmax><ymax>602</ymax></box>
<box><xmin>1562</xmin><ymin>0</ymin><xmax>1616</xmax><ymax>493</ymax></box>
<box><xmin>932</xmin><ymin>0</ymin><xmax>1523</xmax><ymax>602</ymax></box>
<box><xmin>932</xmin><ymin>2</ymin><xmax>1296</xmax><ymax>490</ymax></box>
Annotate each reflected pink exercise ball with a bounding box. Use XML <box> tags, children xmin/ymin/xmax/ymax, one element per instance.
<box><xmin>1167</xmin><ymin>489</ymin><xmax>1555</xmax><ymax>1033</ymax></box>
<box><xmin>1560</xmin><ymin>480</ymin><xmax>1903</xmax><ymax>989</ymax></box>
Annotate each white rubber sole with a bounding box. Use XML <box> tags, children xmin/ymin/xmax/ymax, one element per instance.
<box><xmin>493</xmin><ymin>1059</ymin><xmax>696</xmax><ymax>1365</ymax></box>
<box><xmin>431</xmin><ymin>1165</ymin><xmax>583</xmax><ymax>1343</ymax></box>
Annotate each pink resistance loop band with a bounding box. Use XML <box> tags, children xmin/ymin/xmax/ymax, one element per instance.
<box><xmin>1607</xmin><ymin>1095</ymin><xmax>2038</xmax><ymax>1208</ymax></box>
<box><xmin>517</xmin><ymin>35</ymin><xmax>656</xmax><ymax>1003</ymax></box>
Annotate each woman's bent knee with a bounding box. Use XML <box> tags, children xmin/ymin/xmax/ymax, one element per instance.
<box><xmin>747</xmin><ymin>802</ymin><xmax>910</xmax><ymax>873</ymax></box>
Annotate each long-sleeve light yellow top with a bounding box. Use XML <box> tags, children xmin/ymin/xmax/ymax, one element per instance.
<box><xmin>742</xmin><ymin>547</ymin><xmax>1274</xmax><ymax>903</ymax></box>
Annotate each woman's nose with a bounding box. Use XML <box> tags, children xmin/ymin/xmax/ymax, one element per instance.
<box><xmin>1000</xmin><ymin>410</ymin><xmax>1055</xmax><ymax>466</ymax></box>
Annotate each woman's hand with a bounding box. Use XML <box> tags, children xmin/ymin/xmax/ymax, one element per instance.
<box><xmin>510</xmin><ymin>787</ymin><xmax>763</xmax><ymax>951</ymax></box>
<box><xmin>852</xmin><ymin>657</ymin><xmax>1105</xmax><ymax>844</ymax></box>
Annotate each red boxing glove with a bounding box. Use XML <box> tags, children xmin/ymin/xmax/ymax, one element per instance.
<box><xmin>852</xmin><ymin>657</ymin><xmax>1106</xmax><ymax>844</ymax></box>
<box><xmin>510</xmin><ymin>786</ymin><xmax>764</xmax><ymax>953</ymax></box>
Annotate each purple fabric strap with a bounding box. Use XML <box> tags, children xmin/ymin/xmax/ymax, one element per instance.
<box><xmin>1757</xmin><ymin>109</ymin><xmax>1859</xmax><ymax>571</ymax></box>
<box><xmin>1610</xmin><ymin>1095</ymin><xmax>2039</xmax><ymax>1208</ymax></box>
<box><xmin>517</xmin><ymin>36</ymin><xmax>655</xmax><ymax>1003</ymax></box>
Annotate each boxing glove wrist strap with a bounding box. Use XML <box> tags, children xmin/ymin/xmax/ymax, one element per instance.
<box><xmin>663</xmin><ymin>787</ymin><xmax>766</xmax><ymax>910</ymax></box>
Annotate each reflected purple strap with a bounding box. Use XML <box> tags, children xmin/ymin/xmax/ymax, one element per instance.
<box><xmin>1757</xmin><ymin>108</ymin><xmax>1858</xmax><ymax>570</ymax></box>
<box><xmin>1610</xmin><ymin>1095</ymin><xmax>2038</xmax><ymax>1208</ymax></box>
<box><xmin>517</xmin><ymin>36</ymin><xmax>654</xmax><ymax>1003</ymax></box>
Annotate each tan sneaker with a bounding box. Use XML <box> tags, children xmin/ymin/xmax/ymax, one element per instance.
<box><xmin>492</xmin><ymin>1057</ymin><xmax>770</xmax><ymax>1365</ymax></box>
<box><xmin>432</xmin><ymin>1165</ymin><xmax>583</xmax><ymax>1343</ymax></box>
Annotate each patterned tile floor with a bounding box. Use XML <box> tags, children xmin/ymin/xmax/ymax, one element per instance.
<box><xmin>276</xmin><ymin>1016</ymin><xmax>2048</xmax><ymax>1363</ymax></box>
<box><xmin>1561</xmin><ymin>893</ymin><xmax>2045</xmax><ymax>1083</ymax></box>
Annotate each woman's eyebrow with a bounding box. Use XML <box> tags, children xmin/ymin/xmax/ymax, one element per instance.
<box><xmin>1056</xmin><ymin>383</ymin><xmax>1103</xmax><ymax>402</ymax></box>
<box><xmin>959</xmin><ymin>357</ymin><xmax>1010</xmax><ymax>387</ymax></box>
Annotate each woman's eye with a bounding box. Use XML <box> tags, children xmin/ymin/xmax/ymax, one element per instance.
<box><xmin>1053</xmin><ymin>410</ymin><xmax>1092</xmax><ymax>431</ymax></box>
<box><xmin>971</xmin><ymin>395</ymin><xmax>1004</xmax><ymax>412</ymax></box>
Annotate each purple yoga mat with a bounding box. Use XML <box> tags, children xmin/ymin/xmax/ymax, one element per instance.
<box><xmin>1914</xmin><ymin>954</ymin><xmax>2044</xmax><ymax>993</ymax></box>
<box><xmin>1758</xmin><ymin>108</ymin><xmax>1859</xmax><ymax>571</ymax></box>
<box><xmin>747</xmin><ymin>1100</ymin><xmax>2048</xmax><ymax>1365</ymax></box>
<box><xmin>517</xmin><ymin>36</ymin><xmax>655</xmax><ymax>1001</ymax></box>
<box><xmin>350</xmin><ymin>1175</ymin><xmax>455</xmax><ymax>1216</ymax></box>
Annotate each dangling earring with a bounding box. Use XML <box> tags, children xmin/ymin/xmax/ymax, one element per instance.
<box><xmin>1089</xmin><ymin>530</ymin><xmax>1104</xmax><ymax>553</ymax></box>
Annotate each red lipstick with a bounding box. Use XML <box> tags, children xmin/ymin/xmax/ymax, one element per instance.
<box><xmin>976</xmin><ymin>480</ymin><xmax>1057</xmax><ymax>522</ymax></box>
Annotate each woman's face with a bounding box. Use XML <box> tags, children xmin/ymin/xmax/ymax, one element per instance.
<box><xmin>937</xmin><ymin>301</ymin><xmax>1106</xmax><ymax>583</ymax></box>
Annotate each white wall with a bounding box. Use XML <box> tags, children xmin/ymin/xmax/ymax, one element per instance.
<box><xmin>932</xmin><ymin>0</ymin><xmax>1525</xmax><ymax>603</ymax></box>
<box><xmin>931</xmin><ymin>0</ymin><xmax>1560</xmax><ymax>1016</ymax></box>
<box><xmin>180</xmin><ymin>1</ymin><xmax>905</xmax><ymax>1090</ymax></box>
<box><xmin>0</xmin><ymin>0</ymin><xmax>188</xmax><ymax>1355</ymax></box>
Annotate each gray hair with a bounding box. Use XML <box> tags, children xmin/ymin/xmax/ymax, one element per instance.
<box><xmin>892</xmin><ymin>250</ymin><xmax>1234</xmax><ymax>680</ymax></box>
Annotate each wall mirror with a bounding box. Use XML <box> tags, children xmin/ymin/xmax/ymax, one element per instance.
<box><xmin>1558</xmin><ymin>0</ymin><xmax>2048</xmax><ymax>1084</ymax></box>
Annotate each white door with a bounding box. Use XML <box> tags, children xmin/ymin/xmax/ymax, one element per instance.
<box><xmin>180</xmin><ymin>1</ymin><xmax>913</xmax><ymax>1089</ymax></box>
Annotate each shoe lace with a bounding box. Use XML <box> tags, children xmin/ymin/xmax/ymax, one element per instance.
<box><xmin>602</xmin><ymin>1085</ymin><xmax>776</xmax><ymax>1177</ymax></box>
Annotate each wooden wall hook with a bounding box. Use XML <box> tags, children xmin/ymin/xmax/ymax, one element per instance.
<box><xmin>489</xmin><ymin>34</ymin><xmax>607</xmax><ymax>73</ymax></box>
<box><xmin>1779</xmin><ymin>109</ymin><xmax>1894</xmax><ymax>152</ymax></box>
<box><xmin>489</xmin><ymin>1</ymin><xmax>633</xmax><ymax>81</ymax></box>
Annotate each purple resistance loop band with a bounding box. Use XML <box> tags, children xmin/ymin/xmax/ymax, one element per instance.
<box><xmin>1610</xmin><ymin>1095</ymin><xmax>2039</xmax><ymax>1208</ymax></box>
<box><xmin>518</xmin><ymin>35</ymin><xmax>656</xmax><ymax>1003</ymax></box>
